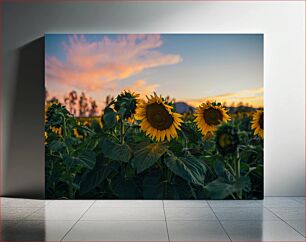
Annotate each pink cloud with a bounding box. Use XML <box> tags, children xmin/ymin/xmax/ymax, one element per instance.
<box><xmin>46</xmin><ymin>34</ymin><xmax>182</xmax><ymax>92</ymax></box>
<box><xmin>123</xmin><ymin>79</ymin><xmax>159</xmax><ymax>99</ymax></box>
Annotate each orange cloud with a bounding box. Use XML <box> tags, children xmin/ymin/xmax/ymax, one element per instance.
<box><xmin>46</xmin><ymin>34</ymin><xmax>182</xmax><ymax>92</ymax></box>
<box><xmin>185</xmin><ymin>87</ymin><xmax>264</xmax><ymax>108</ymax></box>
<box><xmin>122</xmin><ymin>80</ymin><xmax>159</xmax><ymax>99</ymax></box>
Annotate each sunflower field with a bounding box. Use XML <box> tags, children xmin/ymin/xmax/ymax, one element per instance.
<box><xmin>45</xmin><ymin>91</ymin><xmax>264</xmax><ymax>200</ymax></box>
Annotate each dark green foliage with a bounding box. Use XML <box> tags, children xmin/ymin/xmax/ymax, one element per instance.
<box><xmin>45</xmin><ymin>101</ymin><xmax>263</xmax><ymax>199</ymax></box>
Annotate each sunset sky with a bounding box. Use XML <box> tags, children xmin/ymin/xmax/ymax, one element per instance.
<box><xmin>45</xmin><ymin>34</ymin><xmax>263</xmax><ymax>113</ymax></box>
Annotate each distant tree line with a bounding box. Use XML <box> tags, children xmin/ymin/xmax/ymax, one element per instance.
<box><xmin>45</xmin><ymin>88</ymin><xmax>114</xmax><ymax>117</ymax></box>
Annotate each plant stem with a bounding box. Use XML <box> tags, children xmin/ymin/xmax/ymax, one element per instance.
<box><xmin>123</xmin><ymin>124</ymin><xmax>131</xmax><ymax>137</ymax></box>
<box><xmin>60</xmin><ymin>113</ymin><xmax>74</xmax><ymax>198</ymax></box>
<box><xmin>60</xmin><ymin>113</ymin><xmax>70</xmax><ymax>155</ymax></box>
<box><xmin>120</xmin><ymin>119</ymin><xmax>125</xmax><ymax>144</ymax></box>
<box><xmin>223</xmin><ymin>160</ymin><xmax>236</xmax><ymax>177</ymax></box>
<box><xmin>66</xmin><ymin>167</ymin><xmax>74</xmax><ymax>199</ymax></box>
<box><xmin>234</xmin><ymin>153</ymin><xmax>242</xmax><ymax>199</ymax></box>
<box><xmin>245</xmin><ymin>167</ymin><xmax>257</xmax><ymax>177</ymax></box>
<box><xmin>181</xmin><ymin>130</ymin><xmax>188</xmax><ymax>150</ymax></box>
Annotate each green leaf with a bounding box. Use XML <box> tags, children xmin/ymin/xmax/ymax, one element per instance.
<box><xmin>111</xmin><ymin>174</ymin><xmax>140</xmax><ymax>199</ymax></box>
<box><xmin>48</xmin><ymin>140</ymin><xmax>66</xmax><ymax>151</ymax></box>
<box><xmin>214</xmin><ymin>160</ymin><xmax>225</xmax><ymax>177</ymax></box>
<box><xmin>63</xmin><ymin>150</ymin><xmax>96</xmax><ymax>170</ymax></box>
<box><xmin>80</xmin><ymin>161</ymin><xmax>119</xmax><ymax>195</ymax></box>
<box><xmin>143</xmin><ymin>171</ymin><xmax>163</xmax><ymax>199</ymax></box>
<box><xmin>205</xmin><ymin>176</ymin><xmax>251</xmax><ymax>199</ymax></box>
<box><xmin>78</xmin><ymin>150</ymin><xmax>96</xmax><ymax>169</ymax></box>
<box><xmin>101</xmin><ymin>139</ymin><xmax>132</xmax><ymax>162</ymax></box>
<box><xmin>102</xmin><ymin>108</ymin><xmax>117</xmax><ymax>129</ymax></box>
<box><xmin>164</xmin><ymin>151</ymin><xmax>206</xmax><ymax>186</ymax></box>
<box><xmin>166</xmin><ymin>176</ymin><xmax>194</xmax><ymax>199</ymax></box>
<box><xmin>235</xmin><ymin>176</ymin><xmax>252</xmax><ymax>193</ymax></box>
<box><xmin>131</xmin><ymin>143</ymin><xmax>168</xmax><ymax>173</ymax></box>
<box><xmin>63</xmin><ymin>155</ymin><xmax>75</xmax><ymax>168</ymax></box>
<box><xmin>205</xmin><ymin>178</ymin><xmax>235</xmax><ymax>199</ymax></box>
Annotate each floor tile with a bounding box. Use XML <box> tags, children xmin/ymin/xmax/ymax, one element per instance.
<box><xmin>221</xmin><ymin>220</ymin><xmax>305</xmax><ymax>241</ymax></box>
<box><xmin>292</xmin><ymin>197</ymin><xmax>305</xmax><ymax>205</ymax></box>
<box><xmin>165</xmin><ymin>207</ymin><xmax>217</xmax><ymax>221</ymax></box>
<box><xmin>92</xmin><ymin>200</ymin><xmax>163</xmax><ymax>208</ymax></box>
<box><xmin>0</xmin><ymin>198</ymin><xmax>48</xmax><ymax>208</ymax></box>
<box><xmin>263</xmin><ymin>197</ymin><xmax>304</xmax><ymax>207</ymax></box>
<box><xmin>25</xmin><ymin>207</ymin><xmax>88</xmax><ymax>220</ymax></box>
<box><xmin>1</xmin><ymin>220</ymin><xmax>75</xmax><ymax>241</ymax></box>
<box><xmin>268</xmin><ymin>207</ymin><xmax>305</xmax><ymax>220</ymax></box>
<box><xmin>208</xmin><ymin>199</ymin><xmax>262</xmax><ymax>208</ymax></box>
<box><xmin>0</xmin><ymin>207</ymin><xmax>40</xmax><ymax>220</ymax></box>
<box><xmin>286</xmin><ymin>220</ymin><xmax>305</xmax><ymax>237</ymax></box>
<box><xmin>62</xmin><ymin>220</ymin><xmax>168</xmax><ymax>241</ymax></box>
<box><xmin>163</xmin><ymin>200</ymin><xmax>209</xmax><ymax>208</ymax></box>
<box><xmin>167</xmin><ymin>220</ymin><xmax>230</xmax><ymax>241</ymax></box>
<box><xmin>213</xmin><ymin>207</ymin><xmax>280</xmax><ymax>220</ymax></box>
<box><xmin>47</xmin><ymin>200</ymin><xmax>94</xmax><ymax>208</ymax></box>
<box><xmin>81</xmin><ymin>207</ymin><xmax>165</xmax><ymax>220</ymax></box>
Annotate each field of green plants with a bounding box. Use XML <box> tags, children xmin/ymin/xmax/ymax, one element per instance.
<box><xmin>45</xmin><ymin>91</ymin><xmax>263</xmax><ymax>199</ymax></box>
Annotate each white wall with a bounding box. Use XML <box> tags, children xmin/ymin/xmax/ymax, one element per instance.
<box><xmin>1</xmin><ymin>1</ymin><xmax>304</xmax><ymax>197</ymax></box>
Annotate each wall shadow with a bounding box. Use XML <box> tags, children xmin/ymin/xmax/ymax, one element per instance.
<box><xmin>1</xmin><ymin>217</ymin><xmax>46</xmax><ymax>241</ymax></box>
<box><xmin>5</xmin><ymin>37</ymin><xmax>45</xmax><ymax>199</ymax></box>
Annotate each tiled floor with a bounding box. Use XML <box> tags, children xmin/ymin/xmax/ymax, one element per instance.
<box><xmin>0</xmin><ymin>197</ymin><xmax>304</xmax><ymax>241</ymax></box>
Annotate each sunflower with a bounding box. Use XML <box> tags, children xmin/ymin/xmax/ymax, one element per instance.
<box><xmin>49</xmin><ymin>126</ymin><xmax>62</xmax><ymax>137</ymax></box>
<box><xmin>114</xmin><ymin>90</ymin><xmax>140</xmax><ymax>121</ymax></box>
<box><xmin>194</xmin><ymin>101</ymin><xmax>230</xmax><ymax>136</ymax></box>
<box><xmin>44</xmin><ymin>100</ymin><xmax>59</xmax><ymax>123</ymax></box>
<box><xmin>135</xmin><ymin>92</ymin><xmax>183</xmax><ymax>142</ymax></box>
<box><xmin>251</xmin><ymin>110</ymin><xmax>264</xmax><ymax>139</ymax></box>
<box><xmin>73</xmin><ymin>128</ymin><xmax>83</xmax><ymax>138</ymax></box>
<box><xmin>44</xmin><ymin>131</ymin><xmax>48</xmax><ymax>144</ymax></box>
<box><xmin>215</xmin><ymin>124</ymin><xmax>239</xmax><ymax>155</ymax></box>
<box><xmin>83</xmin><ymin>121</ymin><xmax>90</xmax><ymax>127</ymax></box>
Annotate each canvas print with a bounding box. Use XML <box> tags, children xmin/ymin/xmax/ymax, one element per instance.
<box><xmin>45</xmin><ymin>34</ymin><xmax>263</xmax><ymax>199</ymax></box>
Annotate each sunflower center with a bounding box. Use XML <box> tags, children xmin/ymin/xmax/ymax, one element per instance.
<box><xmin>203</xmin><ymin>107</ymin><xmax>222</xmax><ymax>126</ymax></box>
<box><xmin>259</xmin><ymin>112</ymin><xmax>264</xmax><ymax>129</ymax></box>
<box><xmin>146</xmin><ymin>103</ymin><xmax>174</xmax><ymax>130</ymax></box>
<box><xmin>218</xmin><ymin>134</ymin><xmax>232</xmax><ymax>148</ymax></box>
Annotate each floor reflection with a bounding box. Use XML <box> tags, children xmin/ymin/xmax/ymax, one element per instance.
<box><xmin>0</xmin><ymin>197</ymin><xmax>304</xmax><ymax>241</ymax></box>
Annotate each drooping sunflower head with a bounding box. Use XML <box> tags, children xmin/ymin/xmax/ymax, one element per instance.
<box><xmin>194</xmin><ymin>101</ymin><xmax>230</xmax><ymax>136</ymax></box>
<box><xmin>44</xmin><ymin>100</ymin><xmax>58</xmax><ymax>123</ymax></box>
<box><xmin>135</xmin><ymin>92</ymin><xmax>183</xmax><ymax>142</ymax></box>
<box><xmin>45</xmin><ymin>102</ymin><xmax>70</xmax><ymax>128</ymax></box>
<box><xmin>251</xmin><ymin>110</ymin><xmax>264</xmax><ymax>139</ymax></box>
<box><xmin>114</xmin><ymin>90</ymin><xmax>140</xmax><ymax>120</ymax></box>
<box><xmin>215</xmin><ymin>124</ymin><xmax>239</xmax><ymax>155</ymax></box>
